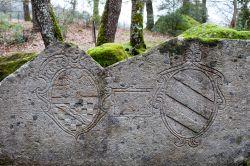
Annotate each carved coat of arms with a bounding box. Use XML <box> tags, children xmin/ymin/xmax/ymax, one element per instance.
<box><xmin>36</xmin><ymin>54</ymin><xmax>106</xmax><ymax>138</ymax></box>
<box><xmin>152</xmin><ymin>43</ymin><xmax>226</xmax><ymax>147</ymax></box>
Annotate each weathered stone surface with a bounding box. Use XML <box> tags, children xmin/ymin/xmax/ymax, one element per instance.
<box><xmin>0</xmin><ymin>39</ymin><xmax>249</xmax><ymax>165</ymax></box>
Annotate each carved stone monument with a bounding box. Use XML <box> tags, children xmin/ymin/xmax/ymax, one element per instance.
<box><xmin>0</xmin><ymin>39</ymin><xmax>249</xmax><ymax>165</ymax></box>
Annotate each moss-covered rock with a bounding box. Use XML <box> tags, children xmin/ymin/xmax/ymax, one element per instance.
<box><xmin>87</xmin><ymin>43</ymin><xmax>130</xmax><ymax>67</ymax></box>
<box><xmin>179</xmin><ymin>23</ymin><xmax>250</xmax><ymax>43</ymax></box>
<box><xmin>0</xmin><ymin>52</ymin><xmax>37</xmax><ymax>81</ymax></box>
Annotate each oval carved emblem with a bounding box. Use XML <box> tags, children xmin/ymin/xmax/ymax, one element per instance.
<box><xmin>152</xmin><ymin>62</ymin><xmax>226</xmax><ymax>147</ymax></box>
<box><xmin>36</xmin><ymin>55</ymin><xmax>106</xmax><ymax>138</ymax></box>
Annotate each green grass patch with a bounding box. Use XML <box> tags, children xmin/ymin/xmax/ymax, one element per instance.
<box><xmin>0</xmin><ymin>52</ymin><xmax>37</xmax><ymax>81</ymax></box>
<box><xmin>87</xmin><ymin>43</ymin><xmax>131</xmax><ymax>67</ymax></box>
<box><xmin>179</xmin><ymin>23</ymin><xmax>250</xmax><ymax>43</ymax></box>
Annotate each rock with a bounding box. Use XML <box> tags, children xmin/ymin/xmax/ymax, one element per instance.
<box><xmin>0</xmin><ymin>39</ymin><xmax>249</xmax><ymax>165</ymax></box>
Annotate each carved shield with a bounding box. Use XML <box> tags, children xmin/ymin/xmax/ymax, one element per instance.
<box><xmin>152</xmin><ymin>62</ymin><xmax>226</xmax><ymax>147</ymax></box>
<box><xmin>36</xmin><ymin>54</ymin><xmax>105</xmax><ymax>138</ymax></box>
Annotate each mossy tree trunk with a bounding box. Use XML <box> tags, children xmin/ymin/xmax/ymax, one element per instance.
<box><xmin>96</xmin><ymin>0</ymin><xmax>122</xmax><ymax>46</ymax></box>
<box><xmin>32</xmin><ymin>0</ymin><xmax>63</xmax><ymax>47</ymax></box>
<box><xmin>182</xmin><ymin>0</ymin><xmax>190</xmax><ymax>15</ymax></box>
<box><xmin>145</xmin><ymin>0</ymin><xmax>154</xmax><ymax>31</ymax></box>
<box><xmin>93</xmin><ymin>0</ymin><xmax>100</xmax><ymax>26</ymax></box>
<box><xmin>201</xmin><ymin>0</ymin><xmax>207</xmax><ymax>23</ymax></box>
<box><xmin>31</xmin><ymin>0</ymin><xmax>40</xmax><ymax>32</ymax></box>
<box><xmin>23</xmin><ymin>0</ymin><xmax>31</xmax><ymax>21</ymax></box>
<box><xmin>130</xmin><ymin>0</ymin><xmax>146</xmax><ymax>54</ymax></box>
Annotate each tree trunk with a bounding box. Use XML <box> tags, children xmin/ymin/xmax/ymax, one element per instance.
<box><xmin>32</xmin><ymin>0</ymin><xmax>63</xmax><ymax>47</ymax></box>
<box><xmin>146</xmin><ymin>0</ymin><xmax>154</xmax><ymax>31</ymax></box>
<box><xmin>183</xmin><ymin>0</ymin><xmax>190</xmax><ymax>7</ymax></box>
<box><xmin>182</xmin><ymin>0</ymin><xmax>190</xmax><ymax>15</ymax></box>
<box><xmin>93</xmin><ymin>0</ymin><xmax>100</xmax><ymax>25</ymax></box>
<box><xmin>31</xmin><ymin>0</ymin><xmax>41</xmax><ymax>32</ymax></box>
<box><xmin>230</xmin><ymin>0</ymin><xmax>237</xmax><ymax>28</ymax></box>
<box><xmin>130</xmin><ymin>0</ymin><xmax>146</xmax><ymax>55</ymax></box>
<box><xmin>23</xmin><ymin>0</ymin><xmax>31</xmax><ymax>21</ymax></box>
<box><xmin>201</xmin><ymin>0</ymin><xmax>207</xmax><ymax>23</ymax></box>
<box><xmin>71</xmin><ymin>0</ymin><xmax>77</xmax><ymax>17</ymax></box>
<box><xmin>96</xmin><ymin>0</ymin><xmax>122</xmax><ymax>46</ymax></box>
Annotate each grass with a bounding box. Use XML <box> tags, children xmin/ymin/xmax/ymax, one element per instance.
<box><xmin>179</xmin><ymin>23</ymin><xmax>250</xmax><ymax>43</ymax></box>
<box><xmin>0</xmin><ymin>52</ymin><xmax>37</xmax><ymax>81</ymax></box>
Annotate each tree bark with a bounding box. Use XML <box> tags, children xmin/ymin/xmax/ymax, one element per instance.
<box><xmin>130</xmin><ymin>0</ymin><xmax>146</xmax><ymax>55</ymax></box>
<box><xmin>146</xmin><ymin>0</ymin><xmax>154</xmax><ymax>31</ymax></box>
<box><xmin>182</xmin><ymin>0</ymin><xmax>190</xmax><ymax>15</ymax></box>
<box><xmin>183</xmin><ymin>0</ymin><xmax>190</xmax><ymax>7</ymax></box>
<box><xmin>201</xmin><ymin>0</ymin><xmax>207</xmax><ymax>23</ymax></box>
<box><xmin>31</xmin><ymin>0</ymin><xmax>41</xmax><ymax>32</ymax></box>
<box><xmin>71</xmin><ymin>0</ymin><xmax>77</xmax><ymax>17</ymax></box>
<box><xmin>230</xmin><ymin>0</ymin><xmax>237</xmax><ymax>28</ymax></box>
<box><xmin>93</xmin><ymin>0</ymin><xmax>100</xmax><ymax>25</ymax></box>
<box><xmin>23</xmin><ymin>0</ymin><xmax>31</xmax><ymax>21</ymax></box>
<box><xmin>32</xmin><ymin>0</ymin><xmax>63</xmax><ymax>47</ymax></box>
<box><xmin>96</xmin><ymin>0</ymin><xmax>122</xmax><ymax>46</ymax></box>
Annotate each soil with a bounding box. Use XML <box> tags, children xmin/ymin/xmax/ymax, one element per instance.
<box><xmin>0</xmin><ymin>21</ymin><xmax>172</xmax><ymax>56</ymax></box>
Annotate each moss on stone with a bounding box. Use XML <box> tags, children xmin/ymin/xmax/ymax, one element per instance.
<box><xmin>158</xmin><ymin>39</ymin><xmax>185</xmax><ymax>56</ymax></box>
<box><xmin>0</xmin><ymin>155</ymin><xmax>14</xmax><ymax>166</ymax></box>
<box><xmin>247</xmin><ymin>159</ymin><xmax>250</xmax><ymax>166</ymax></box>
<box><xmin>180</xmin><ymin>23</ymin><xmax>250</xmax><ymax>43</ymax></box>
<box><xmin>48</xmin><ymin>5</ymin><xmax>63</xmax><ymax>42</ymax></box>
<box><xmin>0</xmin><ymin>52</ymin><xmax>37</xmax><ymax>81</ymax></box>
<box><xmin>87</xmin><ymin>43</ymin><xmax>130</xmax><ymax>67</ymax></box>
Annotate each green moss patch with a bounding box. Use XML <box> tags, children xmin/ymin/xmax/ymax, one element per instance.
<box><xmin>0</xmin><ymin>52</ymin><xmax>37</xmax><ymax>81</ymax></box>
<box><xmin>180</xmin><ymin>23</ymin><xmax>250</xmax><ymax>43</ymax></box>
<box><xmin>87</xmin><ymin>43</ymin><xmax>130</xmax><ymax>67</ymax></box>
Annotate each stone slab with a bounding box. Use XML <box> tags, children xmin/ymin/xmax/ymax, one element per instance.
<box><xmin>0</xmin><ymin>39</ymin><xmax>249</xmax><ymax>166</ymax></box>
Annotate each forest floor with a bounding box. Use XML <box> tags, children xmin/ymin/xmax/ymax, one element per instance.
<box><xmin>0</xmin><ymin>22</ymin><xmax>172</xmax><ymax>56</ymax></box>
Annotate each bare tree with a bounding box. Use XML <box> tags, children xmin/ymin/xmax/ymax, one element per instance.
<box><xmin>145</xmin><ymin>0</ymin><xmax>154</xmax><ymax>31</ymax></box>
<box><xmin>0</xmin><ymin>0</ymin><xmax>12</xmax><ymax>14</ymax></box>
<box><xmin>230</xmin><ymin>0</ymin><xmax>238</xmax><ymax>28</ymax></box>
<box><xmin>31</xmin><ymin>0</ymin><xmax>41</xmax><ymax>32</ymax></box>
<box><xmin>93</xmin><ymin>0</ymin><xmax>100</xmax><ymax>25</ymax></box>
<box><xmin>130</xmin><ymin>0</ymin><xmax>146</xmax><ymax>55</ymax></box>
<box><xmin>23</xmin><ymin>0</ymin><xmax>31</xmax><ymax>21</ymax></box>
<box><xmin>96</xmin><ymin>0</ymin><xmax>122</xmax><ymax>46</ymax></box>
<box><xmin>70</xmin><ymin>0</ymin><xmax>77</xmax><ymax>16</ymax></box>
<box><xmin>31</xmin><ymin>0</ymin><xmax>63</xmax><ymax>47</ymax></box>
<box><xmin>201</xmin><ymin>0</ymin><xmax>207</xmax><ymax>23</ymax></box>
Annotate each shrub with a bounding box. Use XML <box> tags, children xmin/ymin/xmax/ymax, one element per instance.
<box><xmin>0</xmin><ymin>18</ymin><xmax>26</xmax><ymax>45</ymax></box>
<box><xmin>87</xmin><ymin>43</ymin><xmax>130</xmax><ymax>67</ymax></box>
<box><xmin>154</xmin><ymin>12</ymin><xmax>200</xmax><ymax>36</ymax></box>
